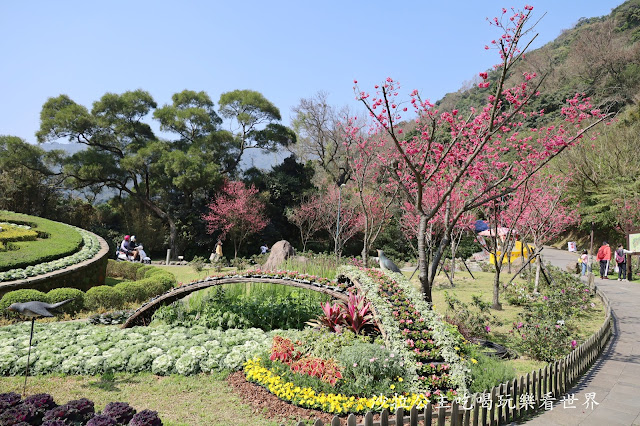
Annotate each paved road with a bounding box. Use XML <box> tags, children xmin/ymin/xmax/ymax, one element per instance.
<box><xmin>522</xmin><ymin>247</ymin><xmax>640</xmax><ymax>425</ymax></box>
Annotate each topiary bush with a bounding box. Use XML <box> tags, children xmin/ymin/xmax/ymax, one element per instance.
<box><xmin>114</xmin><ymin>281</ymin><xmax>149</xmax><ymax>304</ymax></box>
<box><xmin>0</xmin><ymin>289</ymin><xmax>49</xmax><ymax>318</ymax></box>
<box><xmin>85</xmin><ymin>286</ymin><xmax>124</xmax><ymax>311</ymax></box>
<box><xmin>105</xmin><ymin>260</ymin><xmax>144</xmax><ymax>281</ymax></box>
<box><xmin>47</xmin><ymin>288</ymin><xmax>85</xmax><ymax>315</ymax></box>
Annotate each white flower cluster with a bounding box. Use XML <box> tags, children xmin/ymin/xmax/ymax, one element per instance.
<box><xmin>0</xmin><ymin>229</ymin><xmax>100</xmax><ymax>282</ymax></box>
<box><xmin>0</xmin><ymin>322</ymin><xmax>273</xmax><ymax>376</ymax></box>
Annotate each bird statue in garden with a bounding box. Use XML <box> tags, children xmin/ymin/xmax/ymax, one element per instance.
<box><xmin>7</xmin><ymin>299</ymin><xmax>73</xmax><ymax>317</ymax></box>
<box><xmin>6</xmin><ymin>298</ymin><xmax>74</xmax><ymax>395</ymax></box>
<box><xmin>376</xmin><ymin>249</ymin><xmax>401</xmax><ymax>273</ymax></box>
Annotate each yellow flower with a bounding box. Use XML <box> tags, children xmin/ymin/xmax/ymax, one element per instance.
<box><xmin>471</xmin><ymin>358</ymin><xmax>478</xmax><ymax>364</ymax></box>
<box><xmin>397</xmin><ymin>377</ymin><xmax>403</xmax><ymax>382</ymax></box>
<box><xmin>390</xmin><ymin>384</ymin><xmax>395</xmax><ymax>390</ymax></box>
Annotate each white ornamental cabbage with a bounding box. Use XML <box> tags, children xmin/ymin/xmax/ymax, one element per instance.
<box><xmin>151</xmin><ymin>354</ymin><xmax>175</xmax><ymax>375</ymax></box>
<box><xmin>175</xmin><ymin>353</ymin><xmax>199</xmax><ymax>375</ymax></box>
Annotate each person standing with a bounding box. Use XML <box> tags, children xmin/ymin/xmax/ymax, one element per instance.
<box><xmin>214</xmin><ymin>239</ymin><xmax>223</xmax><ymax>261</ymax></box>
<box><xmin>580</xmin><ymin>249</ymin><xmax>589</xmax><ymax>276</ymax></box>
<box><xmin>615</xmin><ymin>244</ymin><xmax>632</xmax><ymax>281</ymax></box>
<box><xmin>596</xmin><ymin>241</ymin><xmax>612</xmax><ymax>279</ymax></box>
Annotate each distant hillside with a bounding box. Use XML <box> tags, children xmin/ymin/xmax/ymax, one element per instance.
<box><xmin>436</xmin><ymin>0</ymin><xmax>640</xmax><ymax>118</ymax></box>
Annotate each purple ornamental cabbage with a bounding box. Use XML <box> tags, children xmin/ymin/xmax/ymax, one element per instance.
<box><xmin>66</xmin><ymin>398</ymin><xmax>95</xmax><ymax>417</ymax></box>
<box><xmin>86</xmin><ymin>414</ymin><xmax>119</xmax><ymax>426</ymax></box>
<box><xmin>23</xmin><ymin>393</ymin><xmax>57</xmax><ymax>423</ymax></box>
<box><xmin>41</xmin><ymin>420</ymin><xmax>67</xmax><ymax>426</ymax></box>
<box><xmin>0</xmin><ymin>404</ymin><xmax>35</xmax><ymax>425</ymax></box>
<box><xmin>128</xmin><ymin>409</ymin><xmax>163</xmax><ymax>426</ymax></box>
<box><xmin>102</xmin><ymin>402</ymin><xmax>136</xmax><ymax>424</ymax></box>
<box><xmin>42</xmin><ymin>405</ymin><xmax>81</xmax><ymax>423</ymax></box>
<box><xmin>0</xmin><ymin>392</ymin><xmax>22</xmax><ymax>411</ymax></box>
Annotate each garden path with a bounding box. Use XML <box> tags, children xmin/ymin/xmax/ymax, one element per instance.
<box><xmin>523</xmin><ymin>246</ymin><xmax>640</xmax><ymax>425</ymax></box>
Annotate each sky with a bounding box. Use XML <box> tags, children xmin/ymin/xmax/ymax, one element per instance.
<box><xmin>0</xmin><ymin>0</ymin><xmax>625</xmax><ymax>165</ymax></box>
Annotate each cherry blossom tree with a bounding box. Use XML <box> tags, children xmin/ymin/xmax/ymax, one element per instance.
<box><xmin>344</xmin><ymin>122</ymin><xmax>397</xmax><ymax>266</ymax></box>
<box><xmin>286</xmin><ymin>195</ymin><xmax>324</xmax><ymax>252</ymax></box>
<box><xmin>315</xmin><ymin>184</ymin><xmax>363</xmax><ymax>260</ymax></box>
<box><xmin>514</xmin><ymin>173</ymin><xmax>578</xmax><ymax>291</ymax></box>
<box><xmin>202</xmin><ymin>180</ymin><xmax>269</xmax><ymax>258</ymax></box>
<box><xmin>353</xmin><ymin>6</ymin><xmax>607</xmax><ymax>303</ymax></box>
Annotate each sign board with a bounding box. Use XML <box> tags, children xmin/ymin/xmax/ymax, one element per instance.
<box><xmin>567</xmin><ymin>241</ymin><xmax>577</xmax><ymax>252</ymax></box>
<box><xmin>629</xmin><ymin>233</ymin><xmax>640</xmax><ymax>254</ymax></box>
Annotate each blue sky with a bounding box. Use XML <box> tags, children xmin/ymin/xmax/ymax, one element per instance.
<box><xmin>0</xmin><ymin>1</ymin><xmax>624</xmax><ymax>151</ymax></box>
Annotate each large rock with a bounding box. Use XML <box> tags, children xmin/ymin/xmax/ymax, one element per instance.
<box><xmin>262</xmin><ymin>240</ymin><xmax>296</xmax><ymax>270</ymax></box>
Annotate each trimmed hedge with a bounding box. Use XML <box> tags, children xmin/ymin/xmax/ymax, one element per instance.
<box><xmin>106</xmin><ymin>260</ymin><xmax>175</xmax><ymax>304</ymax></box>
<box><xmin>0</xmin><ymin>224</ymin><xmax>38</xmax><ymax>243</ymax></box>
<box><xmin>47</xmin><ymin>288</ymin><xmax>85</xmax><ymax>315</ymax></box>
<box><xmin>0</xmin><ymin>261</ymin><xmax>176</xmax><ymax>316</ymax></box>
<box><xmin>0</xmin><ymin>211</ymin><xmax>83</xmax><ymax>272</ymax></box>
<box><xmin>85</xmin><ymin>286</ymin><xmax>124</xmax><ymax>311</ymax></box>
<box><xmin>0</xmin><ymin>289</ymin><xmax>49</xmax><ymax>319</ymax></box>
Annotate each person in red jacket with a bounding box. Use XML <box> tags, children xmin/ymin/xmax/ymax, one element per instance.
<box><xmin>596</xmin><ymin>241</ymin><xmax>612</xmax><ymax>279</ymax></box>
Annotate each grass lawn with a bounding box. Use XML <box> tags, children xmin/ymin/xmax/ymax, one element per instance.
<box><xmin>153</xmin><ymin>265</ymin><xmax>238</xmax><ymax>285</ymax></box>
<box><xmin>404</xmin><ymin>269</ymin><xmax>606</xmax><ymax>377</ymax></box>
<box><xmin>0</xmin><ymin>373</ymin><xmax>281</xmax><ymax>426</ymax></box>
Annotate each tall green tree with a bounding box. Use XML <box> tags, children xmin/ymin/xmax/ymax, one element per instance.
<box><xmin>0</xmin><ymin>136</ymin><xmax>66</xmax><ymax>218</ymax></box>
<box><xmin>218</xmin><ymin>89</ymin><xmax>296</xmax><ymax>174</ymax></box>
<box><xmin>37</xmin><ymin>90</ymin><xmax>222</xmax><ymax>255</ymax></box>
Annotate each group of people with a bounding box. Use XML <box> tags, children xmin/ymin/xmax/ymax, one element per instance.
<box><xmin>591</xmin><ymin>241</ymin><xmax>633</xmax><ymax>281</ymax></box>
<box><xmin>207</xmin><ymin>240</ymin><xmax>269</xmax><ymax>262</ymax></box>
<box><xmin>119</xmin><ymin>235</ymin><xmax>141</xmax><ymax>261</ymax></box>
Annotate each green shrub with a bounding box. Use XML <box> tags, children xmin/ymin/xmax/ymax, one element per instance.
<box><xmin>467</xmin><ymin>345</ymin><xmax>517</xmax><ymax>393</ymax></box>
<box><xmin>335</xmin><ymin>341</ymin><xmax>411</xmax><ymax>396</ymax></box>
<box><xmin>46</xmin><ymin>288</ymin><xmax>85</xmax><ymax>315</ymax></box>
<box><xmin>85</xmin><ymin>286</ymin><xmax>124</xmax><ymax>311</ymax></box>
<box><xmin>0</xmin><ymin>289</ymin><xmax>49</xmax><ymax>318</ymax></box>
<box><xmin>135</xmin><ymin>265</ymin><xmax>154</xmax><ymax>280</ymax></box>
<box><xmin>106</xmin><ymin>260</ymin><xmax>143</xmax><ymax>280</ymax></box>
<box><xmin>443</xmin><ymin>292</ymin><xmax>502</xmax><ymax>339</ymax></box>
<box><xmin>189</xmin><ymin>256</ymin><xmax>206</xmax><ymax>272</ymax></box>
<box><xmin>114</xmin><ymin>281</ymin><xmax>148</xmax><ymax>304</ymax></box>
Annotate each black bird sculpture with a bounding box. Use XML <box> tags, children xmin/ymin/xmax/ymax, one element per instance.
<box><xmin>6</xmin><ymin>298</ymin><xmax>73</xmax><ymax>395</ymax></box>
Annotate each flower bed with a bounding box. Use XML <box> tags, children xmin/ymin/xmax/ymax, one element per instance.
<box><xmin>0</xmin><ymin>322</ymin><xmax>273</xmax><ymax>376</ymax></box>
<box><xmin>339</xmin><ymin>266</ymin><xmax>469</xmax><ymax>395</ymax></box>
<box><xmin>0</xmin><ymin>392</ymin><xmax>162</xmax><ymax>425</ymax></box>
<box><xmin>240</xmin><ymin>266</ymin><xmax>471</xmax><ymax>415</ymax></box>
<box><xmin>0</xmin><ymin>229</ymin><xmax>100</xmax><ymax>282</ymax></box>
<box><xmin>244</xmin><ymin>357</ymin><xmax>432</xmax><ymax>415</ymax></box>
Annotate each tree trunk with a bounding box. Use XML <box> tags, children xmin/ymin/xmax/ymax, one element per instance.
<box><xmin>492</xmin><ymin>265</ymin><xmax>503</xmax><ymax>310</ymax></box>
<box><xmin>534</xmin><ymin>254</ymin><xmax>541</xmax><ymax>293</ymax></box>
<box><xmin>362</xmin><ymin>219</ymin><xmax>370</xmax><ymax>267</ymax></box>
<box><xmin>418</xmin><ymin>214</ymin><xmax>432</xmax><ymax>302</ymax></box>
<box><xmin>140</xmin><ymin>197</ymin><xmax>177</xmax><ymax>259</ymax></box>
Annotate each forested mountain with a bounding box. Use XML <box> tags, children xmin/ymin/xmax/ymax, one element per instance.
<box><xmin>436</xmin><ymin>0</ymin><xmax>640</xmax><ymax>237</ymax></box>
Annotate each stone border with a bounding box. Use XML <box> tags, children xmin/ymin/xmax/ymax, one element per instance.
<box><xmin>0</xmin><ymin>232</ymin><xmax>110</xmax><ymax>298</ymax></box>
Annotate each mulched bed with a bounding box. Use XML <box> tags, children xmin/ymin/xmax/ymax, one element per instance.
<box><xmin>227</xmin><ymin>371</ymin><xmax>379</xmax><ymax>425</ymax></box>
